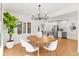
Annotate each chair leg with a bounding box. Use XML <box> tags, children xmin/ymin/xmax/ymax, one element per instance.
<box><xmin>55</xmin><ymin>50</ymin><xmax>57</xmax><ymax>56</ymax></box>
<box><xmin>37</xmin><ymin>48</ymin><xmax>40</xmax><ymax>56</ymax></box>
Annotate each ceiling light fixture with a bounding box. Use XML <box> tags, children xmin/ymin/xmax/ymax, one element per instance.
<box><xmin>31</xmin><ymin>5</ymin><xmax>49</xmax><ymax>20</ymax></box>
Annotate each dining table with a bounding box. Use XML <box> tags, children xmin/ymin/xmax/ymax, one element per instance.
<box><xmin>27</xmin><ymin>35</ymin><xmax>57</xmax><ymax>56</ymax></box>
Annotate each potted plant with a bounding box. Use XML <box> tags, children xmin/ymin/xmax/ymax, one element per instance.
<box><xmin>3</xmin><ymin>12</ymin><xmax>17</xmax><ymax>48</ymax></box>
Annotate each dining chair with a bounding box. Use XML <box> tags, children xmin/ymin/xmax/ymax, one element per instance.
<box><xmin>20</xmin><ymin>39</ymin><xmax>26</xmax><ymax>47</ymax></box>
<box><xmin>37</xmin><ymin>31</ymin><xmax>42</xmax><ymax>38</ymax></box>
<box><xmin>44</xmin><ymin>40</ymin><xmax>58</xmax><ymax>56</ymax></box>
<box><xmin>20</xmin><ymin>39</ymin><xmax>39</xmax><ymax>56</ymax></box>
<box><xmin>49</xmin><ymin>35</ymin><xmax>54</xmax><ymax>38</ymax></box>
<box><xmin>25</xmin><ymin>41</ymin><xmax>39</xmax><ymax>56</ymax></box>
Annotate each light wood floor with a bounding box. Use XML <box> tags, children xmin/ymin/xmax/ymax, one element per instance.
<box><xmin>3</xmin><ymin>38</ymin><xmax>79</xmax><ymax>56</ymax></box>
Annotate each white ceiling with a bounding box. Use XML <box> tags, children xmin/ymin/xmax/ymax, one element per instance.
<box><xmin>3</xmin><ymin>3</ymin><xmax>79</xmax><ymax>16</ymax></box>
<box><xmin>3</xmin><ymin>3</ymin><xmax>79</xmax><ymax>22</ymax></box>
<box><xmin>49</xmin><ymin>11</ymin><xmax>78</xmax><ymax>21</ymax></box>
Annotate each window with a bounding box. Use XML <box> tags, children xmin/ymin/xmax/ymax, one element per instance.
<box><xmin>23</xmin><ymin>22</ymin><xmax>26</xmax><ymax>33</ymax></box>
<box><xmin>27</xmin><ymin>22</ymin><xmax>31</xmax><ymax>33</ymax></box>
<box><xmin>17</xmin><ymin>21</ymin><xmax>22</xmax><ymax>34</ymax></box>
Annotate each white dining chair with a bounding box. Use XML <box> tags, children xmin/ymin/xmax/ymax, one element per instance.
<box><xmin>44</xmin><ymin>40</ymin><xmax>58</xmax><ymax>56</ymax></box>
<box><xmin>49</xmin><ymin>35</ymin><xmax>54</xmax><ymax>38</ymax></box>
<box><xmin>37</xmin><ymin>31</ymin><xmax>42</xmax><ymax>38</ymax></box>
<box><xmin>20</xmin><ymin>39</ymin><xmax>39</xmax><ymax>56</ymax></box>
<box><xmin>20</xmin><ymin>39</ymin><xmax>26</xmax><ymax>47</ymax></box>
<box><xmin>25</xmin><ymin>42</ymin><xmax>39</xmax><ymax>56</ymax></box>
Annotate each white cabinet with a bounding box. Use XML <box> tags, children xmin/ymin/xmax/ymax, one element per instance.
<box><xmin>58</xmin><ymin>31</ymin><xmax>62</xmax><ymax>38</ymax></box>
<box><xmin>67</xmin><ymin>32</ymin><xmax>77</xmax><ymax>40</ymax></box>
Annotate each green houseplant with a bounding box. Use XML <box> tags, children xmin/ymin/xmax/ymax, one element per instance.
<box><xmin>3</xmin><ymin>12</ymin><xmax>17</xmax><ymax>48</ymax></box>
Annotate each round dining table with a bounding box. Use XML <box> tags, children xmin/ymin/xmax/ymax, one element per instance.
<box><xmin>27</xmin><ymin>35</ymin><xmax>56</xmax><ymax>56</ymax></box>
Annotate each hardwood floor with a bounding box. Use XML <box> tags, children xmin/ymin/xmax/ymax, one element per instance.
<box><xmin>3</xmin><ymin>38</ymin><xmax>79</xmax><ymax>56</ymax></box>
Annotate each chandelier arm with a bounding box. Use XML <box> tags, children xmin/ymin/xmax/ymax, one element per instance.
<box><xmin>38</xmin><ymin>5</ymin><xmax>41</xmax><ymax>18</ymax></box>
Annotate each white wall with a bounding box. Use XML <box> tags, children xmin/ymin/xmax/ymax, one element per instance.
<box><xmin>78</xmin><ymin>9</ymin><xmax>79</xmax><ymax>52</ymax></box>
<box><xmin>67</xmin><ymin>17</ymin><xmax>78</xmax><ymax>40</ymax></box>
<box><xmin>58</xmin><ymin>17</ymin><xmax>78</xmax><ymax>40</ymax></box>
<box><xmin>0</xmin><ymin>3</ymin><xmax>3</xmax><ymax>55</ymax></box>
<box><xmin>44</xmin><ymin>22</ymin><xmax>57</xmax><ymax>31</ymax></box>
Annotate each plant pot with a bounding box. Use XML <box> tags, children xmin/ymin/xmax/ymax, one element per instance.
<box><xmin>6</xmin><ymin>40</ymin><xmax>14</xmax><ymax>48</ymax></box>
